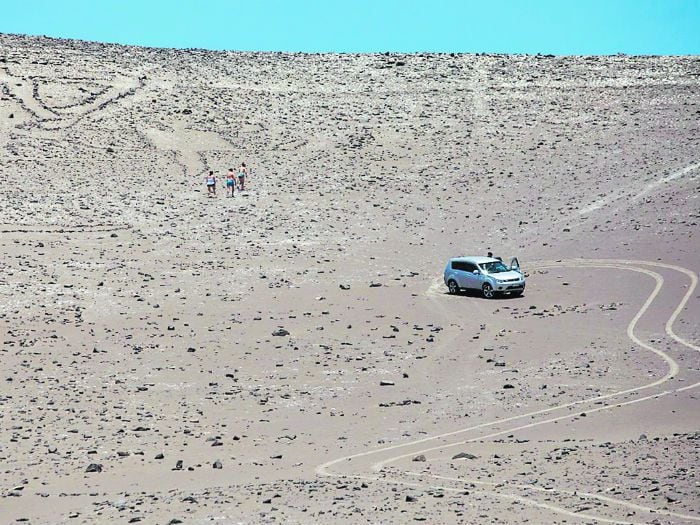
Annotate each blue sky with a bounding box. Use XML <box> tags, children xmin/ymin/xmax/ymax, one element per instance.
<box><xmin>2</xmin><ymin>0</ymin><xmax>699</xmax><ymax>55</ymax></box>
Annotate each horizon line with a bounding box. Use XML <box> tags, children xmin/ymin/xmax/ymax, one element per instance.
<box><xmin>3</xmin><ymin>32</ymin><xmax>698</xmax><ymax>58</ymax></box>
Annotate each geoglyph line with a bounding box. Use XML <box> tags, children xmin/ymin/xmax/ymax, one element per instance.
<box><xmin>578</xmin><ymin>162</ymin><xmax>700</xmax><ymax>215</ymax></box>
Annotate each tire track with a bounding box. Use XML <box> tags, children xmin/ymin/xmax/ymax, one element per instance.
<box><xmin>316</xmin><ymin>259</ymin><xmax>699</xmax><ymax>524</ymax></box>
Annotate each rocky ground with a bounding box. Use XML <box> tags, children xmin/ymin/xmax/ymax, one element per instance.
<box><xmin>1</xmin><ymin>34</ymin><xmax>699</xmax><ymax>524</ymax></box>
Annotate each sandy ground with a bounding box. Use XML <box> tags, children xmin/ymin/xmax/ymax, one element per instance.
<box><xmin>1</xmin><ymin>34</ymin><xmax>699</xmax><ymax>524</ymax></box>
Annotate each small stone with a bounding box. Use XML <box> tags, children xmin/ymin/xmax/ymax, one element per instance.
<box><xmin>379</xmin><ymin>380</ymin><xmax>395</xmax><ymax>386</ymax></box>
<box><xmin>213</xmin><ymin>460</ymin><xmax>222</xmax><ymax>469</ymax></box>
<box><xmin>85</xmin><ymin>463</ymin><xmax>103</xmax><ymax>473</ymax></box>
<box><xmin>406</xmin><ymin>495</ymin><xmax>417</xmax><ymax>502</ymax></box>
<box><xmin>272</xmin><ymin>329</ymin><xmax>290</xmax><ymax>336</ymax></box>
<box><xmin>339</xmin><ymin>284</ymin><xmax>350</xmax><ymax>290</ymax></box>
<box><xmin>452</xmin><ymin>452</ymin><xmax>478</xmax><ymax>460</ymax></box>
<box><xmin>503</xmin><ymin>384</ymin><xmax>515</xmax><ymax>389</ymax></box>
<box><xmin>412</xmin><ymin>455</ymin><xmax>426</xmax><ymax>462</ymax></box>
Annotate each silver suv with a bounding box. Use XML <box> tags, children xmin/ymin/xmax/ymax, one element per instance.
<box><xmin>444</xmin><ymin>256</ymin><xmax>525</xmax><ymax>298</ymax></box>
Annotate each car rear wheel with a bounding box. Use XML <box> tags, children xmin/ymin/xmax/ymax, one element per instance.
<box><xmin>447</xmin><ymin>280</ymin><xmax>459</xmax><ymax>295</ymax></box>
<box><xmin>482</xmin><ymin>283</ymin><xmax>495</xmax><ymax>299</ymax></box>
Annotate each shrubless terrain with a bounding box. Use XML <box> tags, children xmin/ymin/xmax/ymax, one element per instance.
<box><xmin>1</xmin><ymin>34</ymin><xmax>699</xmax><ymax>524</ymax></box>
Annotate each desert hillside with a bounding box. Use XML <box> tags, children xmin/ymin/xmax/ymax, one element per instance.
<box><xmin>1</xmin><ymin>34</ymin><xmax>699</xmax><ymax>524</ymax></box>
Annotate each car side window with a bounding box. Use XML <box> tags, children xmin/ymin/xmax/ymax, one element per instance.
<box><xmin>452</xmin><ymin>261</ymin><xmax>478</xmax><ymax>272</ymax></box>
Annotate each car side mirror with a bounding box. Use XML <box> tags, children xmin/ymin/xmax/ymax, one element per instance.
<box><xmin>472</xmin><ymin>269</ymin><xmax>480</xmax><ymax>274</ymax></box>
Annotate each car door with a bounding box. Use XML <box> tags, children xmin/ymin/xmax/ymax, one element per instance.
<box><xmin>510</xmin><ymin>257</ymin><xmax>520</xmax><ymax>272</ymax></box>
<box><xmin>451</xmin><ymin>261</ymin><xmax>468</xmax><ymax>288</ymax></box>
<box><xmin>462</xmin><ymin>262</ymin><xmax>480</xmax><ymax>289</ymax></box>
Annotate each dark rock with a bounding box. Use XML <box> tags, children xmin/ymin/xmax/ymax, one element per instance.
<box><xmin>85</xmin><ymin>463</ymin><xmax>103</xmax><ymax>473</ymax></box>
<box><xmin>452</xmin><ymin>452</ymin><xmax>478</xmax><ymax>460</ymax></box>
<box><xmin>213</xmin><ymin>460</ymin><xmax>222</xmax><ymax>469</ymax></box>
<box><xmin>272</xmin><ymin>329</ymin><xmax>289</xmax><ymax>336</ymax></box>
<box><xmin>412</xmin><ymin>455</ymin><xmax>426</xmax><ymax>462</ymax></box>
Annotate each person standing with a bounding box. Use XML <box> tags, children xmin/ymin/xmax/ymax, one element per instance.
<box><xmin>205</xmin><ymin>170</ymin><xmax>217</xmax><ymax>197</ymax></box>
<box><xmin>237</xmin><ymin>162</ymin><xmax>248</xmax><ymax>191</ymax></box>
<box><xmin>226</xmin><ymin>168</ymin><xmax>236</xmax><ymax>197</ymax></box>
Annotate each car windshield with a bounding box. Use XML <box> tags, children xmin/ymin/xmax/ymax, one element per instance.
<box><xmin>480</xmin><ymin>261</ymin><xmax>509</xmax><ymax>273</ymax></box>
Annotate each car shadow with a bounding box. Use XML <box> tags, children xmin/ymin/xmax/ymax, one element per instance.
<box><xmin>443</xmin><ymin>289</ymin><xmax>524</xmax><ymax>300</ymax></box>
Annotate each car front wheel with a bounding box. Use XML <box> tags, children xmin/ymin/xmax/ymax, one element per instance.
<box><xmin>447</xmin><ymin>280</ymin><xmax>459</xmax><ymax>295</ymax></box>
<box><xmin>482</xmin><ymin>283</ymin><xmax>495</xmax><ymax>299</ymax></box>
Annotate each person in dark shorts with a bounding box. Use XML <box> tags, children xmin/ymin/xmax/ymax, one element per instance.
<box><xmin>237</xmin><ymin>162</ymin><xmax>248</xmax><ymax>191</ymax></box>
<box><xmin>205</xmin><ymin>170</ymin><xmax>216</xmax><ymax>197</ymax></box>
